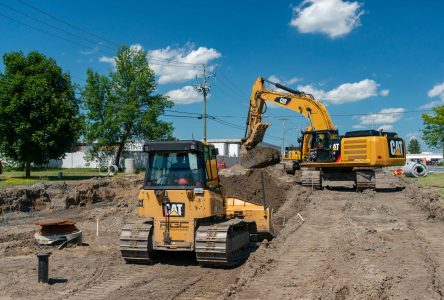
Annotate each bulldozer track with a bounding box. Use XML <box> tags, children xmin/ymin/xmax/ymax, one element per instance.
<box><xmin>119</xmin><ymin>220</ymin><xmax>155</xmax><ymax>264</ymax></box>
<box><xmin>195</xmin><ymin>219</ymin><xmax>253</xmax><ymax>267</ymax></box>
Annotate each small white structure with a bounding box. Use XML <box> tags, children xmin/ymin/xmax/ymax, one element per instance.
<box><xmin>406</xmin><ymin>152</ymin><xmax>443</xmax><ymax>163</ymax></box>
<box><xmin>46</xmin><ymin>142</ymin><xmax>147</xmax><ymax>169</ymax></box>
<box><xmin>206</xmin><ymin>139</ymin><xmax>280</xmax><ymax>157</ymax></box>
<box><xmin>207</xmin><ymin>139</ymin><xmax>241</xmax><ymax>157</ymax></box>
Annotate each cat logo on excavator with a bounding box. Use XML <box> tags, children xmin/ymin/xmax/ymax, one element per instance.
<box><xmin>274</xmin><ymin>97</ymin><xmax>291</xmax><ymax>105</ymax></box>
<box><xmin>389</xmin><ymin>138</ymin><xmax>404</xmax><ymax>157</ymax></box>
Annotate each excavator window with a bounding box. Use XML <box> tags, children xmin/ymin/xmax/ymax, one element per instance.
<box><xmin>144</xmin><ymin>152</ymin><xmax>205</xmax><ymax>189</ymax></box>
<box><xmin>307</xmin><ymin>131</ymin><xmax>336</xmax><ymax>162</ymax></box>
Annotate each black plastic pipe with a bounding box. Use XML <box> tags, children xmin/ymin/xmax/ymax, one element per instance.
<box><xmin>36</xmin><ymin>252</ymin><xmax>51</xmax><ymax>283</ymax></box>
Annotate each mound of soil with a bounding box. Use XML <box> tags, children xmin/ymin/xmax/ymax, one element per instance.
<box><xmin>0</xmin><ymin>176</ymin><xmax>143</xmax><ymax>214</ymax></box>
<box><xmin>240</xmin><ymin>147</ymin><xmax>280</xmax><ymax>169</ymax></box>
<box><xmin>219</xmin><ymin>165</ymin><xmax>308</xmax><ymax>215</ymax></box>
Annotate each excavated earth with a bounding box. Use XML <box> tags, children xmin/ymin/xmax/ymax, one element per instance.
<box><xmin>1</xmin><ymin>169</ymin><xmax>444</xmax><ymax>299</ymax></box>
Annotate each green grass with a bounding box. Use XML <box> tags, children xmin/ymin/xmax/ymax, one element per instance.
<box><xmin>417</xmin><ymin>173</ymin><xmax>444</xmax><ymax>199</ymax></box>
<box><xmin>0</xmin><ymin>168</ymin><xmax>105</xmax><ymax>188</ymax></box>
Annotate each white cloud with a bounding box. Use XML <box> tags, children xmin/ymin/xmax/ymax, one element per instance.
<box><xmin>99</xmin><ymin>56</ymin><xmax>116</xmax><ymax>66</ymax></box>
<box><xmin>428</xmin><ymin>82</ymin><xmax>444</xmax><ymax>99</ymax></box>
<box><xmin>130</xmin><ymin>43</ymin><xmax>144</xmax><ymax>52</ymax></box>
<box><xmin>352</xmin><ymin>124</ymin><xmax>365</xmax><ymax>129</ymax></box>
<box><xmin>420</xmin><ymin>100</ymin><xmax>443</xmax><ymax>109</ymax></box>
<box><xmin>148</xmin><ymin>45</ymin><xmax>221</xmax><ymax>84</ymax></box>
<box><xmin>297</xmin><ymin>79</ymin><xmax>383</xmax><ymax>104</ymax></box>
<box><xmin>80</xmin><ymin>45</ymin><xmax>100</xmax><ymax>55</ymax></box>
<box><xmin>380</xmin><ymin>89</ymin><xmax>390</xmax><ymax>96</ymax></box>
<box><xmin>267</xmin><ymin>75</ymin><xmax>302</xmax><ymax>93</ymax></box>
<box><xmin>165</xmin><ymin>85</ymin><xmax>202</xmax><ymax>105</ymax></box>
<box><xmin>377</xmin><ymin>124</ymin><xmax>393</xmax><ymax>131</ymax></box>
<box><xmin>99</xmin><ymin>43</ymin><xmax>222</xmax><ymax>85</ymax></box>
<box><xmin>290</xmin><ymin>0</ymin><xmax>364</xmax><ymax>38</ymax></box>
<box><xmin>98</xmin><ymin>43</ymin><xmax>146</xmax><ymax>67</ymax></box>
<box><xmin>421</xmin><ymin>82</ymin><xmax>444</xmax><ymax>109</ymax></box>
<box><xmin>352</xmin><ymin>108</ymin><xmax>404</xmax><ymax>131</ymax></box>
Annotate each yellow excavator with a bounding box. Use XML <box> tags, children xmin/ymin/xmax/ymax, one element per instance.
<box><xmin>120</xmin><ymin>140</ymin><xmax>272</xmax><ymax>267</ymax></box>
<box><xmin>242</xmin><ymin>77</ymin><xmax>406</xmax><ymax>190</ymax></box>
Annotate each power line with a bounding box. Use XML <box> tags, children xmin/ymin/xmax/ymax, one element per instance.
<box><xmin>0</xmin><ymin>2</ymin><xmax>115</xmax><ymax>52</ymax></box>
<box><xmin>217</xmin><ymin>70</ymin><xmax>247</xmax><ymax>98</ymax></box>
<box><xmin>2</xmin><ymin>1</ymin><xmax>200</xmax><ymax>68</ymax></box>
<box><xmin>0</xmin><ymin>11</ymin><xmax>199</xmax><ymax>69</ymax></box>
<box><xmin>17</xmin><ymin>0</ymin><xmax>119</xmax><ymax>47</ymax></box>
<box><xmin>0</xmin><ymin>11</ymin><xmax>102</xmax><ymax>53</ymax></box>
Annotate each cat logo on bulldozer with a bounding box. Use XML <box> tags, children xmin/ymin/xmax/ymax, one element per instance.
<box><xmin>163</xmin><ymin>202</ymin><xmax>185</xmax><ymax>217</ymax></box>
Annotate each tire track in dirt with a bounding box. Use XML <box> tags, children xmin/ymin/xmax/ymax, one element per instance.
<box><xmin>66</xmin><ymin>265</ymin><xmax>149</xmax><ymax>300</ymax></box>
<box><xmin>226</xmin><ymin>175</ymin><xmax>444</xmax><ymax>299</ymax></box>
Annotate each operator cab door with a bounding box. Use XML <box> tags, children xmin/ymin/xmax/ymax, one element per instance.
<box><xmin>310</xmin><ymin>131</ymin><xmax>337</xmax><ymax>162</ymax></box>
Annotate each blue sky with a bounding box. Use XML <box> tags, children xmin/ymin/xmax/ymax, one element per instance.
<box><xmin>1</xmin><ymin>0</ymin><xmax>444</xmax><ymax>150</ymax></box>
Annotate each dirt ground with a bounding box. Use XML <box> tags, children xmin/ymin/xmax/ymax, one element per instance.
<box><xmin>1</xmin><ymin>168</ymin><xmax>444</xmax><ymax>299</ymax></box>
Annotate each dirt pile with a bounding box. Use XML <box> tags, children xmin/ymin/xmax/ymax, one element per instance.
<box><xmin>220</xmin><ymin>165</ymin><xmax>295</xmax><ymax>212</ymax></box>
<box><xmin>220</xmin><ymin>165</ymin><xmax>312</xmax><ymax>235</ymax></box>
<box><xmin>240</xmin><ymin>147</ymin><xmax>280</xmax><ymax>168</ymax></box>
<box><xmin>0</xmin><ymin>176</ymin><xmax>143</xmax><ymax>214</ymax></box>
<box><xmin>404</xmin><ymin>178</ymin><xmax>444</xmax><ymax>220</ymax></box>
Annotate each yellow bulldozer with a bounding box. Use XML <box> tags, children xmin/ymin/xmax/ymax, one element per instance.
<box><xmin>242</xmin><ymin>77</ymin><xmax>406</xmax><ymax>190</ymax></box>
<box><xmin>120</xmin><ymin>140</ymin><xmax>272</xmax><ymax>267</ymax></box>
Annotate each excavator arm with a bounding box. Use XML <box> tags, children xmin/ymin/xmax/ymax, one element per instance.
<box><xmin>243</xmin><ymin>77</ymin><xmax>336</xmax><ymax>151</ymax></box>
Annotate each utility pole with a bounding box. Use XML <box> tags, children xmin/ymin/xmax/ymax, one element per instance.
<box><xmin>278</xmin><ymin>118</ymin><xmax>289</xmax><ymax>157</ymax></box>
<box><xmin>195</xmin><ymin>64</ymin><xmax>214</xmax><ymax>142</ymax></box>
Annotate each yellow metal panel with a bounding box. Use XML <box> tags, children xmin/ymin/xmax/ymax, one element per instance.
<box><xmin>153</xmin><ymin>218</ymin><xmax>195</xmax><ymax>251</ymax></box>
<box><xmin>225</xmin><ymin>197</ymin><xmax>272</xmax><ymax>235</ymax></box>
<box><xmin>137</xmin><ymin>189</ymin><xmax>224</xmax><ymax>219</ymax></box>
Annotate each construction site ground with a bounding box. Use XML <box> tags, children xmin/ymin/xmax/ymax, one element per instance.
<box><xmin>1</xmin><ymin>168</ymin><xmax>444</xmax><ymax>299</ymax></box>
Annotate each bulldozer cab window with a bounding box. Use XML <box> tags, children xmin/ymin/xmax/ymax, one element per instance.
<box><xmin>144</xmin><ymin>152</ymin><xmax>204</xmax><ymax>188</ymax></box>
<box><xmin>204</xmin><ymin>146</ymin><xmax>218</xmax><ymax>183</ymax></box>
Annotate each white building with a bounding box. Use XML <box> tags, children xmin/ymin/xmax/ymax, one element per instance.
<box><xmin>206</xmin><ymin>139</ymin><xmax>280</xmax><ymax>157</ymax></box>
<box><xmin>207</xmin><ymin>139</ymin><xmax>242</xmax><ymax>157</ymax></box>
<box><xmin>406</xmin><ymin>152</ymin><xmax>443</xmax><ymax>163</ymax></box>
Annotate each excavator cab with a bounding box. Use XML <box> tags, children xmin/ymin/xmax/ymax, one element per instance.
<box><xmin>302</xmin><ymin>130</ymin><xmax>340</xmax><ymax>163</ymax></box>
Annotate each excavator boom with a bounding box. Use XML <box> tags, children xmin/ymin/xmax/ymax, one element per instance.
<box><xmin>243</xmin><ymin>77</ymin><xmax>335</xmax><ymax>150</ymax></box>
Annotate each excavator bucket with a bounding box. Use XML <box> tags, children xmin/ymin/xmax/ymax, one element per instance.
<box><xmin>225</xmin><ymin>196</ymin><xmax>273</xmax><ymax>240</ymax></box>
<box><xmin>243</xmin><ymin>122</ymin><xmax>270</xmax><ymax>150</ymax></box>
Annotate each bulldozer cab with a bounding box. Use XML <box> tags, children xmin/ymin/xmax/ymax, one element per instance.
<box><xmin>302</xmin><ymin>130</ymin><xmax>340</xmax><ymax>163</ymax></box>
<box><xmin>143</xmin><ymin>140</ymin><xmax>220</xmax><ymax>190</ymax></box>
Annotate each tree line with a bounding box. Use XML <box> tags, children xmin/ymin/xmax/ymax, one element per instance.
<box><xmin>0</xmin><ymin>46</ymin><xmax>173</xmax><ymax>177</ymax></box>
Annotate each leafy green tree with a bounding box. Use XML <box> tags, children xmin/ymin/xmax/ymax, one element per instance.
<box><xmin>0</xmin><ymin>51</ymin><xmax>81</xmax><ymax>177</ymax></box>
<box><xmin>82</xmin><ymin>45</ymin><xmax>174</xmax><ymax>167</ymax></box>
<box><xmin>422</xmin><ymin>106</ymin><xmax>444</xmax><ymax>157</ymax></box>
<box><xmin>407</xmin><ymin>138</ymin><xmax>421</xmax><ymax>154</ymax></box>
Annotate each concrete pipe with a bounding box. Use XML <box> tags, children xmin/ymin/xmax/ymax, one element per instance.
<box><xmin>124</xmin><ymin>158</ymin><xmax>136</xmax><ymax>174</ymax></box>
<box><xmin>403</xmin><ymin>161</ymin><xmax>428</xmax><ymax>177</ymax></box>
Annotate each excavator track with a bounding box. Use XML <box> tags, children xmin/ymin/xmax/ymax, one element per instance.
<box><xmin>195</xmin><ymin>219</ymin><xmax>254</xmax><ymax>267</ymax></box>
<box><xmin>355</xmin><ymin>169</ymin><xmax>376</xmax><ymax>191</ymax></box>
<box><xmin>119</xmin><ymin>220</ymin><xmax>156</xmax><ymax>264</ymax></box>
<box><xmin>301</xmin><ymin>169</ymin><xmax>322</xmax><ymax>190</ymax></box>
